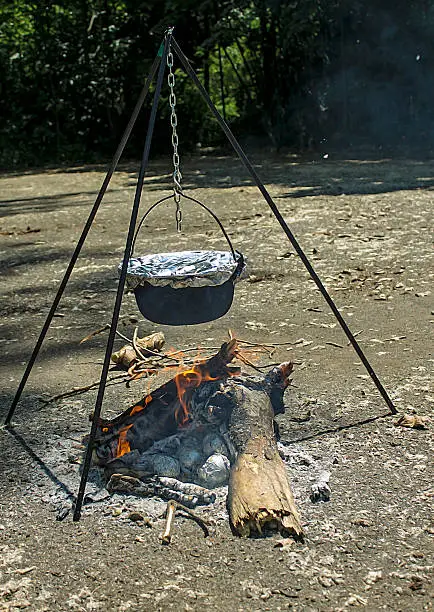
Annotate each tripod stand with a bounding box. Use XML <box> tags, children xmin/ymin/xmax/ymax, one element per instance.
<box><xmin>4</xmin><ymin>28</ymin><xmax>396</xmax><ymax>522</ymax></box>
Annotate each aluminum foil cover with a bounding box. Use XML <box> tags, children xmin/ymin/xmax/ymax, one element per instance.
<box><xmin>122</xmin><ymin>250</ymin><xmax>245</xmax><ymax>290</ymax></box>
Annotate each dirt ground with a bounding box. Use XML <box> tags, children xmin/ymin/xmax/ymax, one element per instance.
<box><xmin>0</xmin><ymin>151</ymin><xmax>433</xmax><ymax>611</ymax></box>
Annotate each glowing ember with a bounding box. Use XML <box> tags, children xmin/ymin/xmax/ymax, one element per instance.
<box><xmin>116</xmin><ymin>423</ymin><xmax>133</xmax><ymax>457</ymax></box>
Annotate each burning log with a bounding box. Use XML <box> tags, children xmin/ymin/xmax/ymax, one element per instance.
<box><xmin>91</xmin><ymin>339</ymin><xmax>302</xmax><ymax>538</ymax></box>
<box><xmin>91</xmin><ymin>339</ymin><xmax>239</xmax><ymax>466</ymax></box>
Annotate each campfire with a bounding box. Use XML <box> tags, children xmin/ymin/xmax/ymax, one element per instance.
<box><xmin>89</xmin><ymin>338</ymin><xmax>303</xmax><ymax>539</ymax></box>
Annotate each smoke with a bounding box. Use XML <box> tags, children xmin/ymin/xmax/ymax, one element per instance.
<box><xmin>316</xmin><ymin>4</ymin><xmax>434</xmax><ymax>153</ymax></box>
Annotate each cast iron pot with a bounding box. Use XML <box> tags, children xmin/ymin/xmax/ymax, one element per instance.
<box><xmin>125</xmin><ymin>193</ymin><xmax>245</xmax><ymax>326</ymax></box>
<box><xmin>133</xmin><ymin>274</ymin><xmax>237</xmax><ymax>325</ymax></box>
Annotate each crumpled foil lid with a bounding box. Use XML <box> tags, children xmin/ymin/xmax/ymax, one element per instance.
<box><xmin>122</xmin><ymin>250</ymin><xmax>246</xmax><ymax>289</ymax></box>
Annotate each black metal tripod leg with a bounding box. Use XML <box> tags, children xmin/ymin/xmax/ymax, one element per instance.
<box><xmin>4</xmin><ymin>54</ymin><xmax>161</xmax><ymax>427</ymax></box>
<box><xmin>72</xmin><ymin>33</ymin><xmax>172</xmax><ymax>522</ymax></box>
<box><xmin>172</xmin><ymin>38</ymin><xmax>396</xmax><ymax>415</ymax></box>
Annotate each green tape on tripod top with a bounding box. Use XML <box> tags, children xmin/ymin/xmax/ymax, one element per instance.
<box><xmin>157</xmin><ymin>42</ymin><xmax>164</xmax><ymax>57</ymax></box>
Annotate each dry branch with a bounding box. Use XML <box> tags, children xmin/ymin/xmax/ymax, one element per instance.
<box><xmin>160</xmin><ymin>500</ymin><xmax>210</xmax><ymax>545</ymax></box>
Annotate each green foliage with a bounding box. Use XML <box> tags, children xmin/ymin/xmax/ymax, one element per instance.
<box><xmin>1</xmin><ymin>0</ymin><xmax>433</xmax><ymax>167</ymax></box>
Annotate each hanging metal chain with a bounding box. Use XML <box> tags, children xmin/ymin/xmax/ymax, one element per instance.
<box><xmin>167</xmin><ymin>46</ymin><xmax>183</xmax><ymax>231</ymax></box>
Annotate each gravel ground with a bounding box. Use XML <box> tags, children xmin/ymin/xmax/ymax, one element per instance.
<box><xmin>0</xmin><ymin>152</ymin><xmax>433</xmax><ymax>611</ymax></box>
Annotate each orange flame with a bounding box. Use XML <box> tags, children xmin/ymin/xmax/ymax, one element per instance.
<box><xmin>174</xmin><ymin>362</ymin><xmax>218</xmax><ymax>426</ymax></box>
<box><xmin>129</xmin><ymin>394</ymin><xmax>153</xmax><ymax>416</ymax></box>
<box><xmin>116</xmin><ymin>423</ymin><xmax>133</xmax><ymax>457</ymax></box>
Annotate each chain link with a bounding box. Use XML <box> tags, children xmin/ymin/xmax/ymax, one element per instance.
<box><xmin>167</xmin><ymin>47</ymin><xmax>183</xmax><ymax>231</ymax></box>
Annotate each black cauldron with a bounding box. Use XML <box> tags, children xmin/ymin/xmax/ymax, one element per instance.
<box><xmin>122</xmin><ymin>194</ymin><xmax>245</xmax><ymax>326</ymax></box>
<box><xmin>134</xmin><ymin>269</ymin><xmax>239</xmax><ymax>326</ymax></box>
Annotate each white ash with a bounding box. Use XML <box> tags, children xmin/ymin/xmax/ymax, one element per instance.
<box><xmin>24</xmin><ymin>432</ymin><xmax>337</xmax><ymax>521</ymax></box>
<box><xmin>278</xmin><ymin>443</ymin><xmax>315</xmax><ymax>467</ymax></box>
<box><xmin>114</xmin><ymin>424</ymin><xmax>233</xmax><ymax>489</ymax></box>
<box><xmin>310</xmin><ymin>471</ymin><xmax>332</xmax><ymax>503</ymax></box>
<box><xmin>19</xmin><ymin>397</ymin><xmax>338</xmax><ymax>523</ymax></box>
<box><xmin>278</xmin><ymin>441</ymin><xmax>335</xmax><ymax>504</ymax></box>
<box><xmin>197</xmin><ymin>453</ymin><xmax>230</xmax><ymax>488</ymax></box>
<box><xmin>203</xmin><ymin>431</ymin><xmax>231</xmax><ymax>457</ymax></box>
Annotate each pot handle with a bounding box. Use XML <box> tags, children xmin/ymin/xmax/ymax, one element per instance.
<box><xmin>130</xmin><ymin>192</ymin><xmax>237</xmax><ymax>260</ymax></box>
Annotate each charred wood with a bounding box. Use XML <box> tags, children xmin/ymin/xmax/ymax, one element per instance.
<box><xmin>107</xmin><ymin>473</ymin><xmax>216</xmax><ymax>507</ymax></box>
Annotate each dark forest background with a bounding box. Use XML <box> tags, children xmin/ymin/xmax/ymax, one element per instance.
<box><xmin>1</xmin><ymin>0</ymin><xmax>434</xmax><ymax>168</ymax></box>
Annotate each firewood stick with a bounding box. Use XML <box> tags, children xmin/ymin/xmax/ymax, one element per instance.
<box><xmin>41</xmin><ymin>374</ymin><xmax>128</xmax><ymax>403</ymax></box>
<box><xmin>106</xmin><ymin>474</ymin><xmax>215</xmax><ymax>507</ymax></box>
<box><xmin>175</xmin><ymin>502</ymin><xmax>210</xmax><ymax>537</ymax></box>
<box><xmin>115</xmin><ymin>329</ymin><xmax>133</xmax><ymax>343</ymax></box>
<box><xmin>79</xmin><ymin>324</ymin><xmax>110</xmax><ymax>343</ymax></box>
<box><xmin>158</xmin><ymin>478</ymin><xmax>216</xmax><ymax>505</ymax></box>
<box><xmin>234</xmin><ymin>351</ymin><xmax>264</xmax><ymax>373</ymax></box>
<box><xmin>80</xmin><ymin>325</ymin><xmax>132</xmax><ymax>344</ymax></box>
<box><xmin>161</xmin><ymin>500</ymin><xmax>177</xmax><ymax>544</ymax></box>
<box><xmin>166</xmin><ymin>347</ymin><xmax>219</xmax><ymax>356</ymax></box>
<box><xmin>132</xmin><ymin>327</ymin><xmax>148</xmax><ymax>362</ymax></box>
<box><xmin>131</xmin><ymin>328</ymin><xmax>180</xmax><ymax>364</ymax></box>
<box><xmin>160</xmin><ymin>500</ymin><xmax>210</xmax><ymax>545</ymax></box>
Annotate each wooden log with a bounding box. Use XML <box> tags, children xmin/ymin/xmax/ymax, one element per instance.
<box><xmin>224</xmin><ymin>365</ymin><xmax>303</xmax><ymax>538</ymax></box>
